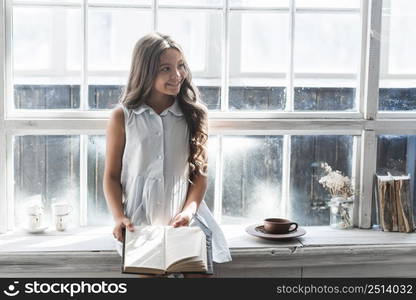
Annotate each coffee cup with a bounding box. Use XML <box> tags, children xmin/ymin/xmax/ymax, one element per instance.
<box><xmin>52</xmin><ymin>202</ymin><xmax>72</xmax><ymax>231</ymax></box>
<box><xmin>54</xmin><ymin>214</ymin><xmax>69</xmax><ymax>231</ymax></box>
<box><xmin>26</xmin><ymin>212</ymin><xmax>44</xmax><ymax>230</ymax></box>
<box><xmin>263</xmin><ymin>218</ymin><xmax>298</xmax><ymax>234</ymax></box>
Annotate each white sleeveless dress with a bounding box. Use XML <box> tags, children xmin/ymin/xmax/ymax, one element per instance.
<box><xmin>113</xmin><ymin>98</ymin><xmax>232</xmax><ymax>263</ymax></box>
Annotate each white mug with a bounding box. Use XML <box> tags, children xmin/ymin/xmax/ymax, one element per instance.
<box><xmin>51</xmin><ymin>202</ymin><xmax>72</xmax><ymax>231</ymax></box>
<box><xmin>26</xmin><ymin>212</ymin><xmax>44</xmax><ymax>230</ymax></box>
<box><xmin>53</xmin><ymin>214</ymin><xmax>69</xmax><ymax>231</ymax></box>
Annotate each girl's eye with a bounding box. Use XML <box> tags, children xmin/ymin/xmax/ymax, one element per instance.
<box><xmin>160</xmin><ymin>64</ymin><xmax>184</xmax><ymax>72</ymax></box>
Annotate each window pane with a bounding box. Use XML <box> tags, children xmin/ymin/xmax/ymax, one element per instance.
<box><xmin>222</xmin><ymin>136</ymin><xmax>283</xmax><ymax>224</ymax></box>
<box><xmin>87</xmin><ymin>136</ymin><xmax>109</xmax><ymax>225</ymax></box>
<box><xmin>376</xmin><ymin>135</ymin><xmax>416</xmax><ymax>222</ymax></box>
<box><xmin>290</xmin><ymin>135</ymin><xmax>354</xmax><ymax>226</ymax></box>
<box><xmin>205</xmin><ymin>136</ymin><xmax>218</xmax><ymax>212</ymax></box>
<box><xmin>13</xmin><ymin>7</ymin><xmax>82</xmax><ymax>109</ymax></box>
<box><xmin>88</xmin><ymin>0</ymin><xmax>151</xmax><ymax>4</ymax></box>
<box><xmin>15</xmin><ymin>0</ymin><xmax>80</xmax><ymax>3</ymax></box>
<box><xmin>88</xmin><ymin>9</ymin><xmax>152</xmax><ymax>72</ymax></box>
<box><xmin>296</xmin><ymin>0</ymin><xmax>360</xmax><ymax>9</ymax></box>
<box><xmin>377</xmin><ymin>135</ymin><xmax>413</xmax><ymax>175</ymax></box>
<box><xmin>158</xmin><ymin>10</ymin><xmax>222</xmax><ymax>110</ymax></box>
<box><xmin>229</xmin><ymin>0</ymin><xmax>288</xmax><ymax>7</ymax></box>
<box><xmin>229</xmin><ymin>12</ymin><xmax>288</xmax><ymax>111</ymax></box>
<box><xmin>294</xmin><ymin>12</ymin><xmax>360</xmax><ymax>111</ymax></box>
<box><xmin>14</xmin><ymin>136</ymin><xmax>80</xmax><ymax>229</ymax></box>
<box><xmin>159</xmin><ymin>0</ymin><xmax>222</xmax><ymax>7</ymax></box>
<box><xmin>379</xmin><ymin>1</ymin><xmax>416</xmax><ymax>111</ymax></box>
<box><xmin>88</xmin><ymin>8</ymin><xmax>152</xmax><ymax>109</ymax></box>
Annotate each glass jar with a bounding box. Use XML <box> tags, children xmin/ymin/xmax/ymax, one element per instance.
<box><xmin>328</xmin><ymin>196</ymin><xmax>354</xmax><ymax>229</ymax></box>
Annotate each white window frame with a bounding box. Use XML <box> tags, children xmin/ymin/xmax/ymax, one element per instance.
<box><xmin>2</xmin><ymin>0</ymin><xmax>416</xmax><ymax>233</ymax></box>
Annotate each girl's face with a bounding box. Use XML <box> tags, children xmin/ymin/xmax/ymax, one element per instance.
<box><xmin>153</xmin><ymin>48</ymin><xmax>187</xmax><ymax>97</ymax></box>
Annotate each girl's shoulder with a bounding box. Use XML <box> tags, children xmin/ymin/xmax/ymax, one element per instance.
<box><xmin>113</xmin><ymin>104</ymin><xmax>131</xmax><ymax>123</ymax></box>
<box><xmin>108</xmin><ymin>105</ymin><xmax>127</xmax><ymax>131</ymax></box>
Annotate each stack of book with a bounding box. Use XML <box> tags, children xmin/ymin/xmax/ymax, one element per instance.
<box><xmin>374</xmin><ymin>173</ymin><xmax>415</xmax><ymax>233</ymax></box>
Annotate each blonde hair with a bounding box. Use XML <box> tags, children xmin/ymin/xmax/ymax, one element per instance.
<box><xmin>120</xmin><ymin>32</ymin><xmax>208</xmax><ymax>182</ymax></box>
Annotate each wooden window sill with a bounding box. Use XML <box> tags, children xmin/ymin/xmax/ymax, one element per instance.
<box><xmin>1</xmin><ymin>226</ymin><xmax>415</xmax><ymax>277</ymax></box>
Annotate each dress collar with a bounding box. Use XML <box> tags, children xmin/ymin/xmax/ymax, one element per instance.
<box><xmin>132</xmin><ymin>97</ymin><xmax>183</xmax><ymax>117</ymax></box>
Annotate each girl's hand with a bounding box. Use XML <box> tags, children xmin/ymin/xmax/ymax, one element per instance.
<box><xmin>113</xmin><ymin>216</ymin><xmax>134</xmax><ymax>243</ymax></box>
<box><xmin>169</xmin><ymin>211</ymin><xmax>193</xmax><ymax>228</ymax></box>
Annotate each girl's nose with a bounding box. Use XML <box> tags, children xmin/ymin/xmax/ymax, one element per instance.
<box><xmin>171</xmin><ymin>70</ymin><xmax>181</xmax><ymax>80</ymax></box>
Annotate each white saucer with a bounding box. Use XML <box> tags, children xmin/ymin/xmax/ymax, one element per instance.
<box><xmin>23</xmin><ymin>225</ymin><xmax>48</xmax><ymax>233</ymax></box>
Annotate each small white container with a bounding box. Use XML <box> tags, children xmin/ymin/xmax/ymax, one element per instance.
<box><xmin>24</xmin><ymin>196</ymin><xmax>47</xmax><ymax>232</ymax></box>
<box><xmin>51</xmin><ymin>202</ymin><xmax>73</xmax><ymax>231</ymax></box>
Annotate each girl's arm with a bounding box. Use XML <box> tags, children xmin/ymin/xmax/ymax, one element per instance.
<box><xmin>171</xmin><ymin>119</ymin><xmax>209</xmax><ymax>227</ymax></box>
<box><xmin>170</xmin><ymin>172</ymin><xmax>208</xmax><ymax>227</ymax></box>
<box><xmin>103</xmin><ymin>107</ymin><xmax>134</xmax><ymax>241</ymax></box>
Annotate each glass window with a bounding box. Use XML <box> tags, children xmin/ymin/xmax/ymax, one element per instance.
<box><xmin>88</xmin><ymin>9</ymin><xmax>152</xmax><ymax>72</ymax></box>
<box><xmin>159</xmin><ymin>0</ymin><xmax>223</xmax><ymax>7</ymax></box>
<box><xmin>87</xmin><ymin>136</ymin><xmax>108</xmax><ymax>225</ymax></box>
<box><xmin>229</xmin><ymin>12</ymin><xmax>289</xmax><ymax>111</ymax></box>
<box><xmin>379</xmin><ymin>0</ymin><xmax>416</xmax><ymax>111</ymax></box>
<box><xmin>296</xmin><ymin>0</ymin><xmax>360</xmax><ymax>9</ymax></box>
<box><xmin>294</xmin><ymin>12</ymin><xmax>360</xmax><ymax>111</ymax></box>
<box><xmin>13</xmin><ymin>6</ymin><xmax>82</xmax><ymax>109</ymax></box>
<box><xmin>88</xmin><ymin>0</ymin><xmax>151</xmax><ymax>4</ymax></box>
<box><xmin>15</xmin><ymin>0</ymin><xmax>80</xmax><ymax>3</ymax></box>
<box><xmin>158</xmin><ymin>10</ymin><xmax>222</xmax><ymax>110</ymax></box>
<box><xmin>221</xmin><ymin>136</ymin><xmax>283</xmax><ymax>224</ymax></box>
<box><xmin>376</xmin><ymin>135</ymin><xmax>416</xmax><ymax>223</ymax></box>
<box><xmin>13</xmin><ymin>136</ymin><xmax>80</xmax><ymax>229</ymax></box>
<box><xmin>205</xmin><ymin>136</ymin><xmax>218</xmax><ymax>212</ymax></box>
<box><xmin>376</xmin><ymin>135</ymin><xmax>414</xmax><ymax>175</ymax></box>
<box><xmin>88</xmin><ymin>8</ymin><xmax>152</xmax><ymax>109</ymax></box>
<box><xmin>229</xmin><ymin>0</ymin><xmax>288</xmax><ymax>8</ymax></box>
<box><xmin>8</xmin><ymin>1</ymin><xmax>410</xmax><ymax>235</ymax></box>
<box><xmin>289</xmin><ymin>135</ymin><xmax>354</xmax><ymax>225</ymax></box>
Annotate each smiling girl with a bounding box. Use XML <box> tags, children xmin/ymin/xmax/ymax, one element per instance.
<box><xmin>103</xmin><ymin>32</ymin><xmax>231</xmax><ymax>278</ymax></box>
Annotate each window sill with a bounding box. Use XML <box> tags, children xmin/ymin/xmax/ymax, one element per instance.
<box><xmin>1</xmin><ymin>225</ymin><xmax>416</xmax><ymax>252</ymax></box>
<box><xmin>1</xmin><ymin>225</ymin><xmax>416</xmax><ymax>277</ymax></box>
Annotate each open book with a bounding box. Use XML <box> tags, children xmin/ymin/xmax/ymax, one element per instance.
<box><xmin>122</xmin><ymin>225</ymin><xmax>208</xmax><ymax>275</ymax></box>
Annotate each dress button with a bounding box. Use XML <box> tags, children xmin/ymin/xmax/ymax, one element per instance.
<box><xmin>158</xmin><ymin>178</ymin><xmax>162</xmax><ymax>182</ymax></box>
<box><xmin>156</xmin><ymin>132</ymin><xmax>161</xmax><ymax>136</ymax></box>
<box><xmin>158</xmin><ymin>155</ymin><xmax>162</xmax><ymax>160</ymax></box>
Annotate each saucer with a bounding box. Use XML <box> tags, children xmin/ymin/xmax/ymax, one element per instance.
<box><xmin>245</xmin><ymin>224</ymin><xmax>306</xmax><ymax>240</ymax></box>
<box><xmin>23</xmin><ymin>225</ymin><xmax>48</xmax><ymax>234</ymax></box>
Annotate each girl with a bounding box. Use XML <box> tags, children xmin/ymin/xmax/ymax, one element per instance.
<box><xmin>103</xmin><ymin>32</ymin><xmax>232</xmax><ymax>278</ymax></box>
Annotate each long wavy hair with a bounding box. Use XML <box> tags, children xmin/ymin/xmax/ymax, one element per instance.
<box><xmin>119</xmin><ymin>32</ymin><xmax>208</xmax><ymax>182</ymax></box>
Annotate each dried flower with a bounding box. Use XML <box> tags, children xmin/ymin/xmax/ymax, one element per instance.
<box><xmin>318</xmin><ymin>162</ymin><xmax>354</xmax><ymax>199</ymax></box>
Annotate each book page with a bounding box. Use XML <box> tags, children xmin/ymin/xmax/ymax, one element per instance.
<box><xmin>165</xmin><ymin>226</ymin><xmax>205</xmax><ymax>269</ymax></box>
<box><xmin>124</xmin><ymin>226</ymin><xmax>165</xmax><ymax>271</ymax></box>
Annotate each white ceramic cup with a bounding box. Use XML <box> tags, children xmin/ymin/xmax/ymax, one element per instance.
<box><xmin>53</xmin><ymin>214</ymin><xmax>69</xmax><ymax>231</ymax></box>
<box><xmin>51</xmin><ymin>203</ymin><xmax>72</xmax><ymax>231</ymax></box>
<box><xmin>26</xmin><ymin>212</ymin><xmax>44</xmax><ymax>230</ymax></box>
